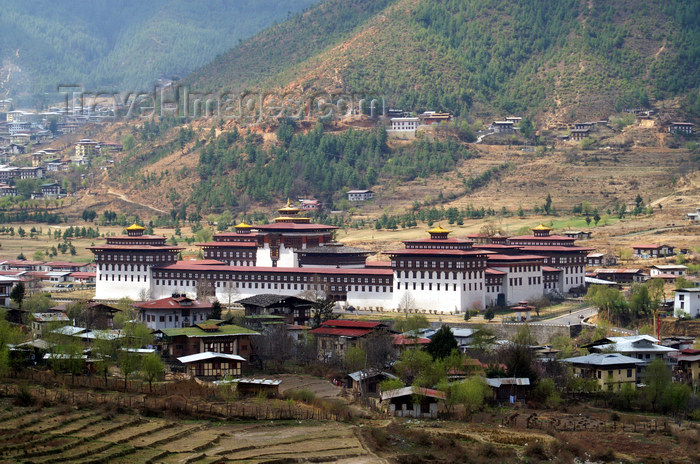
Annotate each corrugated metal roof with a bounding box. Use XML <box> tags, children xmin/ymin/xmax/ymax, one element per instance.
<box><xmin>486</xmin><ymin>378</ymin><xmax>530</xmax><ymax>388</ymax></box>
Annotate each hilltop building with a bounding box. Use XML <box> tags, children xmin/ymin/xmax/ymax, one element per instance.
<box><xmin>90</xmin><ymin>205</ymin><xmax>592</xmax><ymax>314</ymax></box>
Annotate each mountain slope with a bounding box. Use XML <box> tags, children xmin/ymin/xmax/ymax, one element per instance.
<box><xmin>185</xmin><ymin>0</ymin><xmax>700</xmax><ymax>119</ymax></box>
<box><xmin>0</xmin><ymin>0</ymin><xmax>318</xmax><ymax>102</ymax></box>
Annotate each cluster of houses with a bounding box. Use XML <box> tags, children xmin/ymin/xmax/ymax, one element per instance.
<box><xmin>0</xmin><ymin>259</ymin><xmax>96</xmax><ymax>290</ymax></box>
<box><xmin>387</xmin><ymin>110</ymin><xmax>453</xmax><ymax>136</ymax></box>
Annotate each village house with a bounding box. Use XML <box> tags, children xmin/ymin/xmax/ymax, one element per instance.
<box><xmin>75</xmin><ymin>139</ymin><xmax>98</xmax><ymax>158</ymax></box>
<box><xmin>673</xmin><ymin>349</ymin><xmax>700</xmax><ymax>386</ymax></box>
<box><xmin>674</xmin><ymin>288</ymin><xmax>700</xmax><ymax>318</ymax></box>
<box><xmin>589</xmin><ymin>268</ymin><xmax>646</xmax><ymax>284</ymax></box>
<box><xmin>418</xmin><ymin>111</ymin><xmax>452</xmax><ymax>125</ymax></box>
<box><xmin>562</xmin><ymin>231</ymin><xmax>591</xmax><ymax>240</ymax></box>
<box><xmin>309</xmin><ymin>319</ymin><xmax>390</xmax><ymax>361</ymax></box>
<box><xmin>485</xmin><ymin>378</ymin><xmax>530</xmax><ymax>403</ymax></box>
<box><xmin>347</xmin><ymin>189</ymin><xmax>374</xmax><ymax>201</ymax></box>
<box><xmin>586</xmin><ymin>252</ymin><xmax>617</xmax><ymax>267</ymax></box>
<box><xmin>668</xmin><ymin>122</ymin><xmax>694</xmax><ymax>134</ymax></box>
<box><xmin>40</xmin><ymin>183</ymin><xmax>64</xmax><ymax>198</ymax></box>
<box><xmin>574</xmin><ymin>122</ymin><xmax>594</xmax><ymax>130</ymax></box>
<box><xmin>0</xmin><ymin>184</ymin><xmax>17</xmax><ymax>197</ymax></box>
<box><xmin>346</xmin><ymin>369</ymin><xmax>397</xmax><ymax>397</ymax></box>
<box><xmin>177</xmin><ymin>352</ymin><xmax>245</xmax><ymax>379</ymax></box>
<box><xmin>650</xmin><ymin>264</ymin><xmax>687</xmax><ymax>278</ymax></box>
<box><xmin>561</xmin><ymin>353</ymin><xmax>641</xmax><ymax>391</ymax></box>
<box><xmin>236</xmin><ymin>294</ymin><xmax>314</xmax><ymax>326</ymax></box>
<box><xmin>0</xmin><ymin>276</ymin><xmax>19</xmax><ymax>307</ymax></box>
<box><xmin>686</xmin><ymin>206</ymin><xmax>700</xmax><ymax>221</ymax></box>
<box><xmin>134</xmin><ymin>294</ymin><xmax>214</xmax><ymax>330</ymax></box>
<box><xmin>389</xmin><ymin>117</ymin><xmax>420</xmax><ymax>132</ymax></box>
<box><xmin>299</xmin><ymin>199</ymin><xmax>320</xmax><ymax>210</ymax></box>
<box><xmin>583</xmin><ymin>335</ymin><xmax>677</xmax><ymax>380</ymax></box>
<box><xmin>632</xmin><ymin>244</ymin><xmax>675</xmax><ymax>258</ymax></box>
<box><xmin>159</xmin><ymin>321</ymin><xmax>258</xmax><ymax>360</ymax></box>
<box><xmin>491</xmin><ymin>120</ymin><xmax>515</xmax><ymax>133</ymax></box>
<box><xmin>570</xmin><ymin>128</ymin><xmax>590</xmax><ymax>141</ymax></box>
<box><xmin>31</xmin><ymin>312</ymin><xmax>70</xmax><ymax>337</ymax></box>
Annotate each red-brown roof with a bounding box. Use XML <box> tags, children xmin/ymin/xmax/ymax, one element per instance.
<box><xmin>256</xmin><ymin>223</ymin><xmax>338</xmax><ymax>231</ymax></box>
<box><xmin>365</xmin><ymin>261</ymin><xmax>392</xmax><ymax>268</ymax></box>
<box><xmin>518</xmin><ymin>245</ymin><xmax>595</xmax><ymax>252</ymax></box>
<box><xmin>321</xmin><ymin>319</ymin><xmax>384</xmax><ymax>329</ymax></box>
<box><xmin>197</xmin><ymin>242</ymin><xmax>258</xmax><ymax>248</ymax></box>
<box><xmin>485</xmin><ymin>268</ymin><xmax>507</xmax><ymax>275</ymax></box>
<box><xmin>309</xmin><ymin>327</ymin><xmax>374</xmax><ymax>337</ymax></box>
<box><xmin>487</xmin><ymin>254</ymin><xmax>546</xmax><ymax>261</ymax></box>
<box><xmin>70</xmin><ymin>272</ymin><xmax>96</xmax><ymax>278</ymax></box>
<box><xmin>542</xmin><ymin>266</ymin><xmax>563</xmax><ymax>272</ymax></box>
<box><xmin>385</xmin><ymin>249</ymin><xmax>489</xmax><ymax>256</ymax></box>
<box><xmin>154</xmin><ymin>263</ymin><xmax>393</xmax><ymax>276</ymax></box>
<box><xmin>632</xmin><ymin>244</ymin><xmax>670</xmax><ymax>249</ymax></box>
<box><xmin>508</xmin><ymin>235</ymin><xmax>576</xmax><ymax>241</ymax></box>
<box><xmin>392</xmin><ymin>334</ymin><xmax>431</xmax><ymax>345</ymax></box>
<box><xmin>88</xmin><ymin>245</ymin><xmax>183</xmax><ymax>251</ymax></box>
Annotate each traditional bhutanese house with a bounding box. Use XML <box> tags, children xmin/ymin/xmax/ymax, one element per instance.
<box><xmin>562</xmin><ymin>231</ymin><xmax>591</xmax><ymax>240</ymax></box>
<box><xmin>391</xmin><ymin>334</ymin><xmax>431</xmax><ymax>353</ymax></box>
<box><xmin>418</xmin><ymin>111</ymin><xmax>452</xmax><ymax>125</ymax></box>
<box><xmin>672</xmin><ymin>349</ymin><xmax>700</xmax><ymax>386</ymax></box>
<box><xmin>309</xmin><ymin>319</ymin><xmax>389</xmax><ymax>361</ymax></box>
<box><xmin>589</xmin><ymin>268</ymin><xmax>645</xmax><ymax>284</ymax></box>
<box><xmin>237</xmin><ymin>294</ymin><xmax>315</xmax><ymax>326</ymax></box>
<box><xmin>32</xmin><ymin>312</ymin><xmax>69</xmax><ymax>336</ymax></box>
<box><xmin>346</xmin><ymin>369</ymin><xmax>397</xmax><ymax>396</ymax></box>
<box><xmin>586</xmin><ymin>252</ymin><xmax>617</xmax><ymax>267</ymax></box>
<box><xmin>583</xmin><ymin>335</ymin><xmax>677</xmax><ymax>380</ymax></box>
<box><xmin>561</xmin><ymin>353</ymin><xmax>642</xmax><ymax>391</ymax></box>
<box><xmin>662</xmin><ymin>336</ymin><xmax>695</xmax><ymax>351</ymax></box>
<box><xmin>381</xmin><ymin>386</ymin><xmax>446</xmax><ymax>418</ymax></box>
<box><xmin>177</xmin><ymin>352</ymin><xmax>246</xmax><ymax>379</ymax></box>
<box><xmin>649</xmin><ymin>264</ymin><xmax>687</xmax><ymax>278</ymax></box>
<box><xmin>668</xmin><ymin>122</ymin><xmax>694</xmax><ymax>134</ymax></box>
<box><xmin>197</xmin><ymin>222</ymin><xmax>258</xmax><ymax>266</ymax></box>
<box><xmin>0</xmin><ymin>275</ymin><xmax>19</xmax><ymax>307</ymax></box>
<box><xmin>159</xmin><ymin>322</ymin><xmax>259</xmax><ymax>359</ymax></box>
<box><xmin>632</xmin><ymin>244</ymin><xmax>674</xmax><ymax>258</ymax></box>
<box><xmin>486</xmin><ymin>378</ymin><xmax>531</xmax><ymax>402</ymax></box>
<box><xmin>134</xmin><ymin>294</ymin><xmax>213</xmax><ymax>330</ymax></box>
<box><xmin>570</xmin><ymin>128</ymin><xmax>590</xmax><ymax>141</ymax></box>
<box><xmin>69</xmin><ymin>272</ymin><xmax>96</xmax><ymax>284</ymax></box>
<box><xmin>50</xmin><ymin>301</ymin><xmax>120</xmax><ymax>329</ymax></box>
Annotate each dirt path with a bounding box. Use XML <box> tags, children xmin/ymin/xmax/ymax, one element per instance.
<box><xmin>106</xmin><ymin>189</ymin><xmax>168</xmax><ymax>214</ymax></box>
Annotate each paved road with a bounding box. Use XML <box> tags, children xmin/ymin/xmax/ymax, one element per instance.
<box><xmin>530</xmin><ymin>306</ymin><xmax>599</xmax><ymax>326</ymax></box>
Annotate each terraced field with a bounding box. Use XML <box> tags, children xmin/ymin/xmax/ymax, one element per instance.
<box><xmin>0</xmin><ymin>402</ymin><xmax>380</xmax><ymax>464</ymax></box>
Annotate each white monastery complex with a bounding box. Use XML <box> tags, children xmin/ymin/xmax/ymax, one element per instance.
<box><xmin>90</xmin><ymin>202</ymin><xmax>592</xmax><ymax>313</ymax></box>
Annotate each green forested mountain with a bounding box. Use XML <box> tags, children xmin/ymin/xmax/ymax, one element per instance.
<box><xmin>185</xmin><ymin>0</ymin><xmax>700</xmax><ymax>118</ymax></box>
<box><xmin>0</xmin><ymin>0</ymin><xmax>318</xmax><ymax>104</ymax></box>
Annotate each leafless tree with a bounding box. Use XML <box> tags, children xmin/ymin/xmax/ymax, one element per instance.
<box><xmin>298</xmin><ymin>274</ymin><xmax>329</xmax><ymax>302</ymax></box>
<box><xmin>398</xmin><ymin>291</ymin><xmax>416</xmax><ymax>315</ymax></box>
<box><xmin>195</xmin><ymin>278</ymin><xmax>216</xmax><ymax>302</ymax></box>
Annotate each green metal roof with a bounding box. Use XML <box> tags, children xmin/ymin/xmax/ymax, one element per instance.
<box><xmin>160</xmin><ymin>324</ymin><xmax>259</xmax><ymax>338</ymax></box>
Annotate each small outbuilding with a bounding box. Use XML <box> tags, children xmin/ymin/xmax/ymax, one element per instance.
<box><xmin>381</xmin><ymin>386</ymin><xmax>446</xmax><ymax>418</ymax></box>
<box><xmin>486</xmin><ymin>377</ymin><xmax>531</xmax><ymax>402</ymax></box>
<box><xmin>346</xmin><ymin>369</ymin><xmax>397</xmax><ymax>396</ymax></box>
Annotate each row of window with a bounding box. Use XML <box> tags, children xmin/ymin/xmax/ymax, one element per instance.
<box><xmin>396</xmin><ymin>270</ymin><xmax>483</xmax><ymax>279</ymax></box>
<box><xmin>207</xmin><ymin>251</ymin><xmax>255</xmax><ymax>258</ymax></box>
<box><xmin>153</xmin><ymin>271</ymin><xmax>390</xmax><ymax>285</ymax></box>
<box><xmin>398</xmin><ymin>282</ymin><xmax>484</xmax><ymax>292</ymax></box>
<box><xmin>96</xmin><ymin>253</ymin><xmax>174</xmax><ymax>262</ymax></box>
<box><xmin>395</xmin><ymin>260</ymin><xmax>485</xmax><ymax>269</ymax></box>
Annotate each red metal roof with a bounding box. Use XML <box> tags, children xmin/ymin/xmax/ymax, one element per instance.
<box><xmin>309</xmin><ymin>327</ymin><xmax>373</xmax><ymax>338</ymax></box>
<box><xmin>365</xmin><ymin>261</ymin><xmax>392</xmax><ymax>268</ymax></box>
<box><xmin>485</xmin><ymin>268</ymin><xmax>507</xmax><ymax>275</ymax></box>
<box><xmin>88</xmin><ymin>245</ymin><xmax>183</xmax><ymax>251</ymax></box>
<box><xmin>542</xmin><ymin>266</ymin><xmax>563</xmax><ymax>272</ymax></box>
<box><xmin>632</xmin><ymin>244</ymin><xmax>670</xmax><ymax>249</ymax></box>
<box><xmin>321</xmin><ymin>319</ymin><xmax>383</xmax><ymax>329</ymax></box>
<box><xmin>391</xmin><ymin>334</ymin><xmax>431</xmax><ymax>345</ymax></box>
